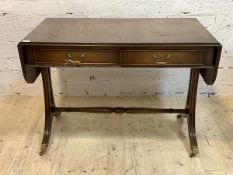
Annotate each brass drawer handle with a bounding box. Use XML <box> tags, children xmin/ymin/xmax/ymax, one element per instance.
<box><xmin>64</xmin><ymin>52</ymin><xmax>84</xmax><ymax>66</ymax></box>
<box><xmin>152</xmin><ymin>54</ymin><xmax>171</xmax><ymax>64</ymax></box>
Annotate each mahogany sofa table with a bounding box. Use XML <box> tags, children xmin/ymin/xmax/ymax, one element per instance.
<box><xmin>18</xmin><ymin>18</ymin><xmax>222</xmax><ymax>157</ymax></box>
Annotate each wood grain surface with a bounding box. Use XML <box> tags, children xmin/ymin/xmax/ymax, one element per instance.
<box><xmin>21</xmin><ymin>18</ymin><xmax>219</xmax><ymax>44</ymax></box>
<box><xmin>0</xmin><ymin>96</ymin><xmax>233</xmax><ymax>175</ymax></box>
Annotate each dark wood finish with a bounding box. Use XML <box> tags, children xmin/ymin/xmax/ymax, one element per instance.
<box><xmin>17</xmin><ymin>18</ymin><xmax>222</xmax><ymax>157</ymax></box>
<box><xmin>17</xmin><ymin>45</ymin><xmax>40</xmax><ymax>83</ymax></box>
<box><xmin>33</xmin><ymin>49</ymin><xmax>119</xmax><ymax>66</ymax></box>
<box><xmin>200</xmin><ymin>46</ymin><xmax>222</xmax><ymax>85</ymax></box>
<box><xmin>20</xmin><ymin>18</ymin><xmax>219</xmax><ymax>44</ymax></box>
<box><xmin>177</xmin><ymin>69</ymin><xmax>200</xmax><ymax>157</ymax></box>
<box><xmin>187</xmin><ymin>69</ymin><xmax>200</xmax><ymax>157</ymax></box>
<box><xmin>40</xmin><ymin>67</ymin><xmax>53</xmax><ymax>155</ymax></box>
<box><xmin>18</xmin><ymin>18</ymin><xmax>221</xmax><ymax>84</ymax></box>
<box><xmin>40</xmin><ymin>67</ymin><xmax>61</xmax><ymax>155</ymax></box>
<box><xmin>54</xmin><ymin>107</ymin><xmax>188</xmax><ymax>114</ymax></box>
<box><xmin>24</xmin><ymin>46</ymin><xmax>215</xmax><ymax>68</ymax></box>
<box><xmin>121</xmin><ymin>49</ymin><xmax>213</xmax><ymax>67</ymax></box>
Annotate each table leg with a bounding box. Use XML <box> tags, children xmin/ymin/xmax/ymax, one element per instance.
<box><xmin>187</xmin><ymin>69</ymin><xmax>200</xmax><ymax>157</ymax></box>
<box><xmin>40</xmin><ymin>67</ymin><xmax>54</xmax><ymax>155</ymax></box>
<box><xmin>39</xmin><ymin>67</ymin><xmax>200</xmax><ymax>156</ymax></box>
<box><xmin>177</xmin><ymin>69</ymin><xmax>199</xmax><ymax>156</ymax></box>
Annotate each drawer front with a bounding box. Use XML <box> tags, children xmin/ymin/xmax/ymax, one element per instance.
<box><xmin>121</xmin><ymin>50</ymin><xmax>212</xmax><ymax>66</ymax></box>
<box><xmin>33</xmin><ymin>49</ymin><xmax>119</xmax><ymax>66</ymax></box>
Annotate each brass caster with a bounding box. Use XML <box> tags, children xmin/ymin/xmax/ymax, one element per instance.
<box><xmin>190</xmin><ymin>146</ymin><xmax>198</xmax><ymax>157</ymax></box>
<box><xmin>39</xmin><ymin>144</ymin><xmax>48</xmax><ymax>156</ymax></box>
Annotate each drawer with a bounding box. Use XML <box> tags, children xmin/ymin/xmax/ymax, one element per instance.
<box><xmin>121</xmin><ymin>50</ymin><xmax>213</xmax><ymax>67</ymax></box>
<box><xmin>31</xmin><ymin>49</ymin><xmax>119</xmax><ymax>66</ymax></box>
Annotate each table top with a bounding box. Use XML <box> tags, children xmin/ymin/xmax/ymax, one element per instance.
<box><xmin>21</xmin><ymin>18</ymin><xmax>219</xmax><ymax>45</ymax></box>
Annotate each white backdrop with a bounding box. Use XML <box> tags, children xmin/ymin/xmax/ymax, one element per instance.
<box><xmin>0</xmin><ymin>0</ymin><xmax>232</xmax><ymax>96</ymax></box>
